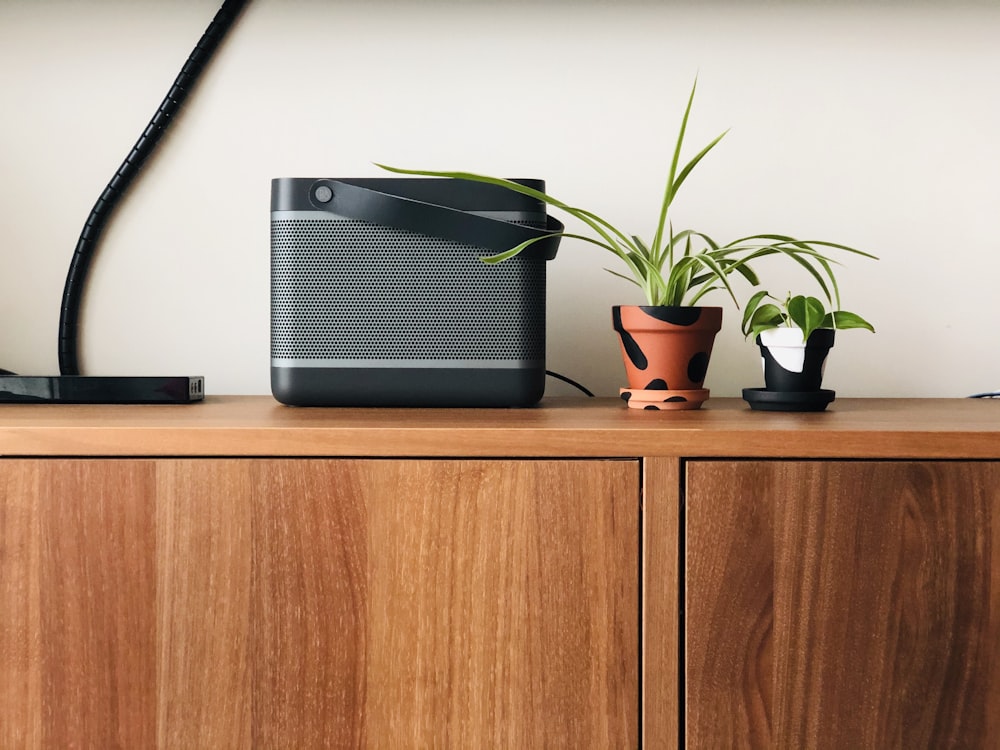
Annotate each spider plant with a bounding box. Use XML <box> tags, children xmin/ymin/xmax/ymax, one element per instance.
<box><xmin>742</xmin><ymin>291</ymin><xmax>875</xmax><ymax>344</ymax></box>
<box><xmin>378</xmin><ymin>78</ymin><xmax>877</xmax><ymax>308</ymax></box>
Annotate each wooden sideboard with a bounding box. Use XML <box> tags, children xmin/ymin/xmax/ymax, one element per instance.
<box><xmin>2</xmin><ymin>396</ymin><xmax>999</xmax><ymax>748</ymax></box>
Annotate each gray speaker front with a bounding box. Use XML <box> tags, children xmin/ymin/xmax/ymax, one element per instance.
<box><xmin>270</xmin><ymin>211</ymin><xmax>547</xmax><ymax>406</ymax></box>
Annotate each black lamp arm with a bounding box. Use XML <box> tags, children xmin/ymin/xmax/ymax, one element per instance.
<box><xmin>58</xmin><ymin>0</ymin><xmax>249</xmax><ymax>375</ymax></box>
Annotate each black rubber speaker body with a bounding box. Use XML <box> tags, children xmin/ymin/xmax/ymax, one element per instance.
<box><xmin>270</xmin><ymin>177</ymin><xmax>557</xmax><ymax>407</ymax></box>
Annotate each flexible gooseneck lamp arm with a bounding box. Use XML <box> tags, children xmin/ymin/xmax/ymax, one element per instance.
<box><xmin>58</xmin><ymin>0</ymin><xmax>249</xmax><ymax>375</ymax></box>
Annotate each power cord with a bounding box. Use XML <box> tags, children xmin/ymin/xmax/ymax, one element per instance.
<box><xmin>546</xmin><ymin>370</ymin><xmax>595</xmax><ymax>397</ymax></box>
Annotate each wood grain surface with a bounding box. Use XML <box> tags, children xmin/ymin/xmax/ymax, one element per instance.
<box><xmin>0</xmin><ymin>461</ymin><xmax>41</xmax><ymax>749</ymax></box>
<box><xmin>156</xmin><ymin>461</ymin><xmax>253</xmax><ymax>748</ymax></box>
<box><xmin>6</xmin><ymin>400</ymin><xmax>1000</xmax><ymax>748</ymax></box>
<box><xmin>40</xmin><ymin>461</ymin><xmax>158</xmax><ymax>749</ymax></box>
<box><xmin>642</xmin><ymin>457</ymin><xmax>682</xmax><ymax>749</ymax></box>
<box><xmin>1</xmin><ymin>457</ymin><xmax>639</xmax><ymax>748</ymax></box>
<box><xmin>686</xmin><ymin>460</ymin><xmax>1000</xmax><ymax>749</ymax></box>
<box><xmin>2</xmin><ymin>396</ymin><xmax>1000</xmax><ymax>459</ymax></box>
<box><xmin>251</xmin><ymin>460</ymin><xmax>369</xmax><ymax>748</ymax></box>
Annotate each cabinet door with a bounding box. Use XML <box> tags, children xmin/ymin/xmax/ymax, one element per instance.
<box><xmin>685</xmin><ymin>461</ymin><xmax>1000</xmax><ymax>749</ymax></box>
<box><xmin>1</xmin><ymin>458</ymin><xmax>639</xmax><ymax>749</ymax></box>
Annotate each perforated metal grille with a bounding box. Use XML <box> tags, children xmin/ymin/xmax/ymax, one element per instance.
<box><xmin>271</xmin><ymin>218</ymin><xmax>546</xmax><ymax>360</ymax></box>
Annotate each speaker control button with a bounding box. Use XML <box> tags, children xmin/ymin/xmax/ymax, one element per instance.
<box><xmin>314</xmin><ymin>185</ymin><xmax>333</xmax><ymax>203</ymax></box>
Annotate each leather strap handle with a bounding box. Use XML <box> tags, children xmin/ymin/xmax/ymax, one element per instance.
<box><xmin>314</xmin><ymin>179</ymin><xmax>563</xmax><ymax>261</ymax></box>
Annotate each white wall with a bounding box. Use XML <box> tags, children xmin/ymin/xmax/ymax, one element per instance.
<box><xmin>2</xmin><ymin>0</ymin><xmax>998</xmax><ymax>398</ymax></box>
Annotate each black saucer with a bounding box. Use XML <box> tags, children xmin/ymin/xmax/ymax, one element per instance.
<box><xmin>742</xmin><ymin>387</ymin><xmax>836</xmax><ymax>412</ymax></box>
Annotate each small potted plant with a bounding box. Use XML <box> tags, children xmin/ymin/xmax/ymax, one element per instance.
<box><xmin>741</xmin><ymin>290</ymin><xmax>875</xmax><ymax>411</ymax></box>
<box><xmin>379</xmin><ymin>79</ymin><xmax>873</xmax><ymax>410</ymax></box>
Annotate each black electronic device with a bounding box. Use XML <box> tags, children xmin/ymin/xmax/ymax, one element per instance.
<box><xmin>270</xmin><ymin>177</ymin><xmax>563</xmax><ymax>407</ymax></box>
<box><xmin>0</xmin><ymin>375</ymin><xmax>204</xmax><ymax>405</ymax></box>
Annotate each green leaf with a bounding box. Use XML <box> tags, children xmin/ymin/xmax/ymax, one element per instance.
<box><xmin>688</xmin><ymin>230</ymin><xmax>721</xmax><ymax>251</ymax></box>
<box><xmin>825</xmin><ymin>310</ymin><xmax>875</xmax><ymax>333</ymax></box>
<box><xmin>631</xmin><ymin>235</ymin><xmax>654</xmax><ymax>261</ymax></box>
<box><xmin>651</xmin><ymin>79</ymin><xmax>727</xmax><ymax>259</ymax></box>
<box><xmin>375</xmin><ymin>163</ymin><xmax>636</xmax><ymax>260</ymax></box>
<box><xmin>729</xmin><ymin>233</ymin><xmax>878</xmax><ymax>262</ymax></box>
<box><xmin>670</xmin><ymin>129</ymin><xmax>728</xmax><ymax>205</ymax></box>
<box><xmin>751</xmin><ymin>304</ymin><xmax>783</xmax><ymax>326</ymax></box>
<box><xmin>603</xmin><ymin>268</ymin><xmax>643</xmax><ymax>288</ymax></box>
<box><xmin>651</xmin><ymin>80</ymin><xmax>697</xmax><ymax>257</ymax></box>
<box><xmin>729</xmin><ymin>260</ymin><xmax>760</xmax><ymax>286</ymax></box>
<box><xmin>688</xmin><ymin>252</ymin><xmax>740</xmax><ymax>306</ymax></box>
<box><xmin>481</xmin><ymin>232</ymin><xmax>610</xmax><ymax>264</ymax></box>
<box><xmin>786</xmin><ymin>295</ymin><xmax>826</xmax><ymax>341</ymax></box>
<box><xmin>626</xmin><ymin>251</ymin><xmax>649</xmax><ymax>280</ymax></box>
<box><xmin>688</xmin><ymin>284</ymin><xmax>720</xmax><ymax>302</ymax></box>
<box><xmin>741</xmin><ymin>290</ymin><xmax>771</xmax><ymax>334</ymax></box>
<box><xmin>747</xmin><ymin>305</ymin><xmax>786</xmax><ymax>340</ymax></box>
<box><xmin>733</xmin><ymin>243</ymin><xmax>836</xmax><ymax>304</ymax></box>
<box><xmin>749</xmin><ymin>322</ymin><xmax>782</xmax><ymax>341</ymax></box>
<box><xmin>665</xmin><ymin>258</ymin><xmax>694</xmax><ymax>307</ymax></box>
<box><xmin>665</xmin><ymin>221</ymin><xmax>676</xmax><ymax>272</ymax></box>
<box><xmin>480</xmin><ymin>246</ymin><xmax>529</xmax><ymax>264</ymax></box>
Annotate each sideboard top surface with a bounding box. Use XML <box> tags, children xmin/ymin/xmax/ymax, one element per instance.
<box><xmin>1</xmin><ymin>396</ymin><xmax>999</xmax><ymax>459</ymax></box>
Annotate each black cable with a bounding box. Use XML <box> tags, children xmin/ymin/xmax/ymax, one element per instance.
<box><xmin>546</xmin><ymin>369</ymin><xmax>595</xmax><ymax>397</ymax></box>
<box><xmin>969</xmin><ymin>392</ymin><xmax>1000</xmax><ymax>399</ymax></box>
<box><xmin>57</xmin><ymin>0</ymin><xmax>250</xmax><ymax>375</ymax></box>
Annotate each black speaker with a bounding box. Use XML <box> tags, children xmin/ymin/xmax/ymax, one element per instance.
<box><xmin>270</xmin><ymin>177</ymin><xmax>562</xmax><ymax>406</ymax></box>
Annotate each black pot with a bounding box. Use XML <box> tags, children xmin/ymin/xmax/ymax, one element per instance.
<box><xmin>757</xmin><ymin>328</ymin><xmax>835</xmax><ymax>392</ymax></box>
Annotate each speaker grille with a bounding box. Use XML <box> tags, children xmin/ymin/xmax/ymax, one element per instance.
<box><xmin>271</xmin><ymin>218</ymin><xmax>546</xmax><ymax>361</ymax></box>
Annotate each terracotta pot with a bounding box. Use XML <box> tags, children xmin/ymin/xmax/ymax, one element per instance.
<box><xmin>612</xmin><ymin>306</ymin><xmax>723</xmax><ymax>409</ymax></box>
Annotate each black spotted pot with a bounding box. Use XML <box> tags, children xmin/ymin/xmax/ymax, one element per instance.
<box><xmin>612</xmin><ymin>305</ymin><xmax>722</xmax><ymax>410</ymax></box>
<box><xmin>742</xmin><ymin>327</ymin><xmax>837</xmax><ymax>412</ymax></box>
<box><xmin>758</xmin><ymin>327</ymin><xmax>834</xmax><ymax>391</ymax></box>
